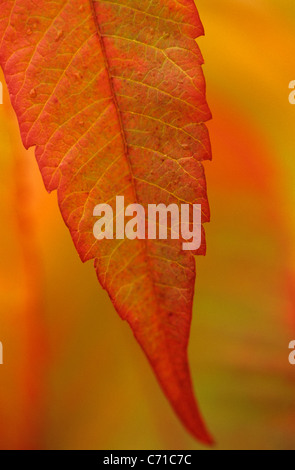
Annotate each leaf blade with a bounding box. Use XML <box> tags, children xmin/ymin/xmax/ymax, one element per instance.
<box><xmin>0</xmin><ymin>0</ymin><xmax>213</xmax><ymax>444</ymax></box>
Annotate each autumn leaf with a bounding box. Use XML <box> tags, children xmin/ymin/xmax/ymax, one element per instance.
<box><xmin>0</xmin><ymin>0</ymin><xmax>212</xmax><ymax>444</ymax></box>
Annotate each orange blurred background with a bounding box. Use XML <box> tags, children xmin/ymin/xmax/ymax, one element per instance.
<box><xmin>0</xmin><ymin>0</ymin><xmax>294</xmax><ymax>450</ymax></box>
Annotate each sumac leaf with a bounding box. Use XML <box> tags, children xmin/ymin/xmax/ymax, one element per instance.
<box><xmin>0</xmin><ymin>0</ymin><xmax>212</xmax><ymax>444</ymax></box>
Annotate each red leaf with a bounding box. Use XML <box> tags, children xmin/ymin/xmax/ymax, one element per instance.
<box><xmin>0</xmin><ymin>0</ymin><xmax>212</xmax><ymax>444</ymax></box>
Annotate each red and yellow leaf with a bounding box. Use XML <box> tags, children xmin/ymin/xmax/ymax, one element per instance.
<box><xmin>0</xmin><ymin>0</ymin><xmax>212</xmax><ymax>443</ymax></box>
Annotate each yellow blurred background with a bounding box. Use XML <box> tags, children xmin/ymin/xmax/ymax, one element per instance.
<box><xmin>0</xmin><ymin>0</ymin><xmax>294</xmax><ymax>450</ymax></box>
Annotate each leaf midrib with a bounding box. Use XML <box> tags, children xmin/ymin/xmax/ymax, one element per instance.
<box><xmin>88</xmin><ymin>0</ymin><xmax>164</xmax><ymax>314</ymax></box>
<box><xmin>88</xmin><ymin>1</ymin><xmax>189</xmax><ymax>381</ymax></box>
